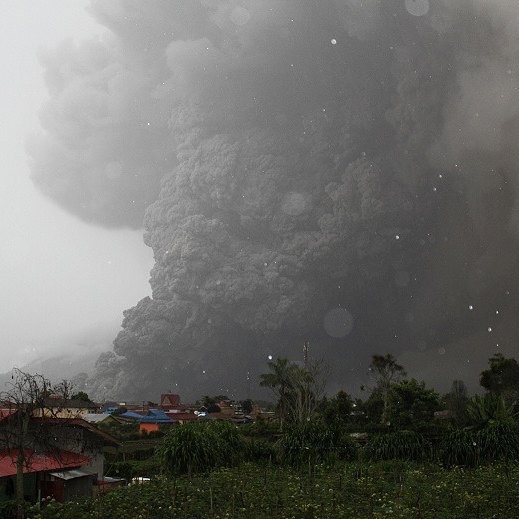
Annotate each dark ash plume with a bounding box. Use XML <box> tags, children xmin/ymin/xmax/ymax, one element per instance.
<box><xmin>29</xmin><ymin>0</ymin><xmax>519</xmax><ymax>399</ymax></box>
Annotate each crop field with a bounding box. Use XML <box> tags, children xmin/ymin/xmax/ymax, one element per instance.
<box><xmin>27</xmin><ymin>461</ymin><xmax>519</xmax><ymax>518</ymax></box>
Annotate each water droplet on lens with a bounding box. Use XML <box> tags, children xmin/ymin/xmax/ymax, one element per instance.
<box><xmin>405</xmin><ymin>0</ymin><xmax>429</xmax><ymax>17</ymax></box>
<box><xmin>230</xmin><ymin>6</ymin><xmax>251</xmax><ymax>26</ymax></box>
<box><xmin>324</xmin><ymin>308</ymin><xmax>354</xmax><ymax>338</ymax></box>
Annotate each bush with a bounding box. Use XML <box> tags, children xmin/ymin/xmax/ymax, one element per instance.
<box><xmin>442</xmin><ymin>423</ymin><xmax>519</xmax><ymax>467</ymax></box>
<box><xmin>276</xmin><ymin>421</ymin><xmax>357</xmax><ymax>466</ymax></box>
<box><xmin>245</xmin><ymin>438</ymin><xmax>277</xmax><ymax>462</ymax></box>
<box><xmin>156</xmin><ymin>421</ymin><xmax>245</xmax><ymax>477</ymax></box>
<box><xmin>335</xmin><ymin>432</ymin><xmax>358</xmax><ymax>461</ymax></box>
<box><xmin>105</xmin><ymin>458</ymin><xmax>162</xmax><ymax>480</ymax></box>
<box><xmin>364</xmin><ymin>430</ymin><xmax>430</xmax><ymax>461</ymax></box>
<box><xmin>441</xmin><ymin>429</ymin><xmax>479</xmax><ymax>467</ymax></box>
<box><xmin>207</xmin><ymin>420</ymin><xmax>245</xmax><ymax>466</ymax></box>
<box><xmin>0</xmin><ymin>500</ymin><xmax>24</xmax><ymax>519</ymax></box>
<box><xmin>477</xmin><ymin>422</ymin><xmax>519</xmax><ymax>462</ymax></box>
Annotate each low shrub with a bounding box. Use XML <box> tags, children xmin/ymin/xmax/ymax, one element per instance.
<box><xmin>441</xmin><ymin>429</ymin><xmax>479</xmax><ymax>467</ymax></box>
<box><xmin>276</xmin><ymin>421</ymin><xmax>358</xmax><ymax>466</ymax></box>
<box><xmin>156</xmin><ymin>421</ymin><xmax>245</xmax><ymax>477</ymax></box>
<box><xmin>442</xmin><ymin>422</ymin><xmax>519</xmax><ymax>467</ymax></box>
<box><xmin>477</xmin><ymin>422</ymin><xmax>519</xmax><ymax>462</ymax></box>
<box><xmin>245</xmin><ymin>438</ymin><xmax>277</xmax><ymax>462</ymax></box>
<box><xmin>364</xmin><ymin>430</ymin><xmax>430</xmax><ymax>461</ymax></box>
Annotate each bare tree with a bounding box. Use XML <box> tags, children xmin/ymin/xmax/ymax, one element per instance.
<box><xmin>53</xmin><ymin>379</ymin><xmax>74</xmax><ymax>401</ymax></box>
<box><xmin>0</xmin><ymin>369</ymin><xmax>65</xmax><ymax>518</ymax></box>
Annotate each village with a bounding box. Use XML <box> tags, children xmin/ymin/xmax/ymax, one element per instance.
<box><xmin>0</xmin><ymin>389</ymin><xmax>273</xmax><ymax>506</ymax></box>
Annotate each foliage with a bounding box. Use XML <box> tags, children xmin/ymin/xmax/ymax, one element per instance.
<box><xmin>440</xmin><ymin>429</ymin><xmax>480</xmax><ymax>467</ymax></box>
<box><xmin>69</xmin><ymin>391</ymin><xmax>91</xmax><ymax>402</ymax></box>
<box><xmin>364</xmin><ymin>430</ymin><xmax>431</xmax><ymax>461</ymax></box>
<box><xmin>105</xmin><ymin>458</ymin><xmax>162</xmax><ymax>480</ymax></box>
<box><xmin>29</xmin><ymin>461</ymin><xmax>519</xmax><ymax>519</ymax></box>
<box><xmin>156</xmin><ymin>421</ymin><xmax>244</xmax><ymax>477</ymax></box>
<box><xmin>480</xmin><ymin>353</ymin><xmax>519</xmax><ymax>397</ymax></box>
<box><xmin>157</xmin><ymin>423</ymin><xmax>216</xmax><ymax>477</ymax></box>
<box><xmin>444</xmin><ymin>380</ymin><xmax>469</xmax><ymax>425</ymax></box>
<box><xmin>368</xmin><ymin>354</ymin><xmax>406</xmax><ymax>425</ymax></box>
<box><xmin>199</xmin><ymin>395</ymin><xmax>228</xmax><ymax>412</ymax></box>
<box><xmin>276</xmin><ymin>421</ymin><xmax>357</xmax><ymax>466</ymax></box>
<box><xmin>259</xmin><ymin>358</ymin><xmax>298</xmax><ymax>428</ymax></box>
<box><xmin>388</xmin><ymin>379</ymin><xmax>441</xmax><ymax>428</ymax></box>
<box><xmin>244</xmin><ymin>438</ymin><xmax>277</xmax><ymax>463</ymax></box>
<box><xmin>476</xmin><ymin>422</ymin><xmax>519</xmax><ymax>462</ymax></box>
<box><xmin>240</xmin><ymin>416</ymin><xmax>280</xmax><ymax>440</ymax></box>
<box><xmin>442</xmin><ymin>423</ymin><xmax>519</xmax><ymax>467</ymax></box>
<box><xmin>0</xmin><ymin>500</ymin><xmax>31</xmax><ymax>519</ymax></box>
<box><xmin>260</xmin><ymin>357</ymin><xmax>327</xmax><ymax>427</ymax></box>
<box><xmin>466</xmin><ymin>393</ymin><xmax>517</xmax><ymax>427</ymax></box>
<box><xmin>320</xmin><ymin>390</ymin><xmax>354</xmax><ymax>427</ymax></box>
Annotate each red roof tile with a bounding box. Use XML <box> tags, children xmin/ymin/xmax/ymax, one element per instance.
<box><xmin>165</xmin><ymin>412</ymin><xmax>197</xmax><ymax>421</ymax></box>
<box><xmin>0</xmin><ymin>409</ymin><xmax>17</xmax><ymax>421</ymax></box>
<box><xmin>0</xmin><ymin>449</ymin><xmax>91</xmax><ymax>478</ymax></box>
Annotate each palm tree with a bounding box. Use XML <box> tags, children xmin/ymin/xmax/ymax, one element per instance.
<box><xmin>259</xmin><ymin>358</ymin><xmax>294</xmax><ymax>430</ymax></box>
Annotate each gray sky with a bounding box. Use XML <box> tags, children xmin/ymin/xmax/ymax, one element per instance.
<box><xmin>0</xmin><ymin>0</ymin><xmax>153</xmax><ymax>368</ymax></box>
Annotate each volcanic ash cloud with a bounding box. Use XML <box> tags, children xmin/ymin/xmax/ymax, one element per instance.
<box><xmin>28</xmin><ymin>0</ymin><xmax>519</xmax><ymax>399</ymax></box>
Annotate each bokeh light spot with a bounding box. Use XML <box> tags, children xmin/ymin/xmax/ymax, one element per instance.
<box><xmin>324</xmin><ymin>308</ymin><xmax>354</xmax><ymax>338</ymax></box>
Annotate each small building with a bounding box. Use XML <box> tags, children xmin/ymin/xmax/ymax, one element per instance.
<box><xmin>119</xmin><ymin>409</ymin><xmax>173</xmax><ymax>435</ymax></box>
<box><xmin>164</xmin><ymin>411</ymin><xmax>197</xmax><ymax>424</ymax></box>
<box><xmin>37</xmin><ymin>398</ymin><xmax>99</xmax><ymax>419</ymax></box>
<box><xmin>0</xmin><ymin>449</ymin><xmax>92</xmax><ymax>503</ymax></box>
<box><xmin>159</xmin><ymin>394</ymin><xmax>181</xmax><ymax>410</ymax></box>
<box><xmin>0</xmin><ymin>410</ymin><xmax>121</xmax><ymax>504</ymax></box>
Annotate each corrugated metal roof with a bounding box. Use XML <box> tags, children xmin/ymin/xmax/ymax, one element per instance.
<box><xmin>82</xmin><ymin>413</ymin><xmax>112</xmax><ymax>423</ymax></box>
<box><xmin>120</xmin><ymin>410</ymin><xmax>171</xmax><ymax>423</ymax></box>
<box><xmin>49</xmin><ymin>469</ymin><xmax>93</xmax><ymax>480</ymax></box>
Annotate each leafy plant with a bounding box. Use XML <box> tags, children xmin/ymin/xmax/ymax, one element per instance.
<box><xmin>157</xmin><ymin>423</ymin><xmax>220</xmax><ymax>477</ymax></box>
<box><xmin>467</xmin><ymin>393</ymin><xmax>517</xmax><ymax>427</ymax></box>
<box><xmin>476</xmin><ymin>422</ymin><xmax>519</xmax><ymax>462</ymax></box>
<box><xmin>156</xmin><ymin>421</ymin><xmax>245</xmax><ymax>477</ymax></box>
<box><xmin>364</xmin><ymin>430</ymin><xmax>430</xmax><ymax>461</ymax></box>
<box><xmin>276</xmin><ymin>421</ymin><xmax>357</xmax><ymax>466</ymax></box>
<box><xmin>441</xmin><ymin>429</ymin><xmax>480</xmax><ymax>467</ymax></box>
<box><xmin>245</xmin><ymin>438</ymin><xmax>277</xmax><ymax>462</ymax></box>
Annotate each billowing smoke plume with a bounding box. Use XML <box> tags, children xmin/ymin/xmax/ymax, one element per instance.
<box><xmin>29</xmin><ymin>0</ymin><xmax>519</xmax><ymax>399</ymax></box>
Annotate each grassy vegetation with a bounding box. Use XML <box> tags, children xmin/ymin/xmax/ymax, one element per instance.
<box><xmin>12</xmin><ymin>353</ymin><xmax>519</xmax><ymax>517</ymax></box>
<box><xmin>27</xmin><ymin>461</ymin><xmax>519</xmax><ymax>518</ymax></box>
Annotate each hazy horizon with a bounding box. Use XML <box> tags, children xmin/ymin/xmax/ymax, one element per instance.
<box><xmin>0</xmin><ymin>0</ymin><xmax>153</xmax><ymax>370</ymax></box>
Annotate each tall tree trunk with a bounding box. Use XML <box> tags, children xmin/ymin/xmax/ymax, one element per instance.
<box><xmin>16</xmin><ymin>456</ymin><xmax>25</xmax><ymax>519</ymax></box>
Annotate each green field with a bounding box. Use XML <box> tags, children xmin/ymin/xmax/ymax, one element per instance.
<box><xmin>27</xmin><ymin>461</ymin><xmax>519</xmax><ymax>518</ymax></box>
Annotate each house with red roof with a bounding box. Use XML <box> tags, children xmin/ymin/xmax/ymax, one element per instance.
<box><xmin>159</xmin><ymin>393</ymin><xmax>181</xmax><ymax>410</ymax></box>
<box><xmin>0</xmin><ymin>412</ymin><xmax>121</xmax><ymax>503</ymax></box>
